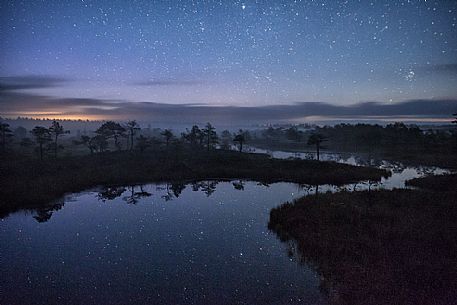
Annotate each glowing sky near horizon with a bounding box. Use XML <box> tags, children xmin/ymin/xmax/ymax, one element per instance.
<box><xmin>1</xmin><ymin>0</ymin><xmax>457</xmax><ymax>108</ymax></box>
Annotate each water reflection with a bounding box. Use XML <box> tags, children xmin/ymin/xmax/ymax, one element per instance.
<box><xmin>1</xmin><ymin>182</ymin><xmax>327</xmax><ymax>305</ymax></box>
<box><xmin>97</xmin><ymin>185</ymin><xmax>153</xmax><ymax>204</ymax></box>
<box><xmin>232</xmin><ymin>180</ymin><xmax>245</xmax><ymax>190</ymax></box>
<box><xmin>98</xmin><ymin>186</ymin><xmax>126</xmax><ymax>202</ymax></box>
<box><xmin>12</xmin><ymin>156</ymin><xmax>450</xmax><ymax>224</ymax></box>
<box><xmin>191</xmin><ymin>180</ymin><xmax>218</xmax><ymax>197</ymax></box>
<box><xmin>33</xmin><ymin>200</ymin><xmax>64</xmax><ymax>223</ymax></box>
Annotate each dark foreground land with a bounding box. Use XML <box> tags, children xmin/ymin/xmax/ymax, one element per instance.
<box><xmin>268</xmin><ymin>174</ymin><xmax>457</xmax><ymax>305</ymax></box>
<box><xmin>406</xmin><ymin>173</ymin><xmax>457</xmax><ymax>191</ymax></box>
<box><xmin>0</xmin><ymin>149</ymin><xmax>389</xmax><ymax>217</ymax></box>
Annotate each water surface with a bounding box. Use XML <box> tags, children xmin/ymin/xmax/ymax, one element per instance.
<box><xmin>1</xmin><ymin>152</ymin><xmax>451</xmax><ymax>305</ymax></box>
<box><xmin>1</xmin><ymin>182</ymin><xmax>326</xmax><ymax>305</ymax></box>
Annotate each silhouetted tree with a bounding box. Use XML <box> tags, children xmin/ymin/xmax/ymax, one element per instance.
<box><xmin>136</xmin><ymin>135</ymin><xmax>150</xmax><ymax>152</ymax></box>
<box><xmin>125</xmin><ymin>120</ymin><xmax>140</xmax><ymax>151</ymax></box>
<box><xmin>31</xmin><ymin>126</ymin><xmax>51</xmax><ymax>160</ymax></box>
<box><xmin>203</xmin><ymin>122</ymin><xmax>218</xmax><ymax>151</ymax></box>
<box><xmin>220</xmin><ymin>130</ymin><xmax>232</xmax><ymax>150</ymax></box>
<box><xmin>150</xmin><ymin>136</ymin><xmax>162</xmax><ymax>150</ymax></box>
<box><xmin>73</xmin><ymin>135</ymin><xmax>97</xmax><ymax>154</ymax></box>
<box><xmin>96</xmin><ymin>121</ymin><xmax>126</xmax><ymax>151</ymax></box>
<box><xmin>93</xmin><ymin>134</ymin><xmax>108</xmax><ymax>152</ymax></box>
<box><xmin>0</xmin><ymin>122</ymin><xmax>13</xmax><ymax>152</ymax></box>
<box><xmin>161</xmin><ymin>129</ymin><xmax>174</xmax><ymax>147</ymax></box>
<box><xmin>285</xmin><ymin>126</ymin><xmax>302</xmax><ymax>142</ymax></box>
<box><xmin>233</xmin><ymin>129</ymin><xmax>246</xmax><ymax>152</ymax></box>
<box><xmin>20</xmin><ymin>137</ymin><xmax>34</xmax><ymax>150</ymax></box>
<box><xmin>182</xmin><ymin>125</ymin><xmax>204</xmax><ymax>147</ymax></box>
<box><xmin>307</xmin><ymin>133</ymin><xmax>327</xmax><ymax>161</ymax></box>
<box><xmin>48</xmin><ymin>120</ymin><xmax>69</xmax><ymax>158</ymax></box>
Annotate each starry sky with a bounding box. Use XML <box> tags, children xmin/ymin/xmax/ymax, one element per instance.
<box><xmin>1</xmin><ymin>0</ymin><xmax>457</xmax><ymax>121</ymax></box>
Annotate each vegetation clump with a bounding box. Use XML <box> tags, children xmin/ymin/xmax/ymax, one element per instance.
<box><xmin>406</xmin><ymin>173</ymin><xmax>457</xmax><ymax>192</ymax></box>
<box><xmin>269</xmin><ymin>189</ymin><xmax>457</xmax><ymax>305</ymax></box>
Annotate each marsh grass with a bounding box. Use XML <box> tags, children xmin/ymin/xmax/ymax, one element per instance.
<box><xmin>269</xmin><ymin>189</ymin><xmax>457</xmax><ymax>305</ymax></box>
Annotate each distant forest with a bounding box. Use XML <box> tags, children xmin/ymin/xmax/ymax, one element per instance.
<box><xmin>1</xmin><ymin>116</ymin><xmax>456</xmax><ymax>167</ymax></box>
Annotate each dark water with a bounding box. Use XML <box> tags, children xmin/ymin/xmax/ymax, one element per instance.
<box><xmin>1</xmin><ymin>182</ymin><xmax>326</xmax><ymax>305</ymax></box>
<box><xmin>0</xmin><ymin>152</ymin><xmax>451</xmax><ymax>305</ymax></box>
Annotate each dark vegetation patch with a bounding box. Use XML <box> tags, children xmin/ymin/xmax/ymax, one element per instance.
<box><xmin>406</xmin><ymin>173</ymin><xmax>457</xmax><ymax>192</ymax></box>
<box><xmin>269</xmin><ymin>189</ymin><xmax>457</xmax><ymax>305</ymax></box>
<box><xmin>250</xmin><ymin>123</ymin><xmax>457</xmax><ymax>168</ymax></box>
<box><xmin>0</xmin><ymin>149</ymin><xmax>389</xmax><ymax>218</ymax></box>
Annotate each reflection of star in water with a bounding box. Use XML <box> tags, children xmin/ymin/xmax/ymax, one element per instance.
<box><xmin>405</xmin><ymin>70</ymin><xmax>415</xmax><ymax>82</ymax></box>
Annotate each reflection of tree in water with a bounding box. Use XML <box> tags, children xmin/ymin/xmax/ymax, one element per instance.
<box><xmin>171</xmin><ymin>182</ymin><xmax>186</xmax><ymax>197</ymax></box>
<box><xmin>160</xmin><ymin>184</ymin><xmax>174</xmax><ymax>201</ymax></box>
<box><xmin>191</xmin><ymin>181</ymin><xmax>218</xmax><ymax>197</ymax></box>
<box><xmin>157</xmin><ymin>182</ymin><xmax>186</xmax><ymax>201</ymax></box>
<box><xmin>360</xmin><ymin>180</ymin><xmax>380</xmax><ymax>191</ymax></box>
<box><xmin>98</xmin><ymin>186</ymin><xmax>126</xmax><ymax>202</ymax></box>
<box><xmin>33</xmin><ymin>201</ymin><xmax>64</xmax><ymax>223</ymax></box>
<box><xmin>123</xmin><ymin>185</ymin><xmax>152</xmax><ymax>204</ymax></box>
<box><xmin>298</xmin><ymin>184</ymin><xmax>321</xmax><ymax>196</ymax></box>
<box><xmin>98</xmin><ymin>185</ymin><xmax>151</xmax><ymax>204</ymax></box>
<box><xmin>232</xmin><ymin>180</ymin><xmax>244</xmax><ymax>190</ymax></box>
<box><xmin>256</xmin><ymin>181</ymin><xmax>270</xmax><ymax>187</ymax></box>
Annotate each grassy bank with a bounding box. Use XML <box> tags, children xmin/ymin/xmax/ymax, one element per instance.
<box><xmin>269</xmin><ymin>189</ymin><xmax>457</xmax><ymax>305</ymax></box>
<box><xmin>0</xmin><ymin>148</ymin><xmax>389</xmax><ymax>217</ymax></box>
<box><xmin>406</xmin><ymin>173</ymin><xmax>457</xmax><ymax>191</ymax></box>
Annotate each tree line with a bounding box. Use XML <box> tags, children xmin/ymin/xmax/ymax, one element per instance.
<box><xmin>0</xmin><ymin>119</ymin><xmax>250</xmax><ymax>159</ymax></box>
<box><xmin>250</xmin><ymin>119</ymin><xmax>457</xmax><ymax>156</ymax></box>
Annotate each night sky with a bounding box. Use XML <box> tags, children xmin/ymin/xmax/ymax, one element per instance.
<box><xmin>1</xmin><ymin>0</ymin><xmax>457</xmax><ymax>121</ymax></box>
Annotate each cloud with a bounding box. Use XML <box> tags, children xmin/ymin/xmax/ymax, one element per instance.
<box><xmin>1</xmin><ymin>91</ymin><xmax>457</xmax><ymax>125</ymax></box>
<box><xmin>0</xmin><ymin>75</ymin><xmax>68</xmax><ymax>92</ymax></box>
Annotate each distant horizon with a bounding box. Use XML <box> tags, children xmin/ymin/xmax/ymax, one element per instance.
<box><xmin>1</xmin><ymin>0</ymin><xmax>457</xmax><ymax>111</ymax></box>
<box><xmin>1</xmin><ymin>85</ymin><xmax>457</xmax><ymax>126</ymax></box>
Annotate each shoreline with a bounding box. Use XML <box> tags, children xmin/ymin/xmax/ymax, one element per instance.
<box><xmin>0</xmin><ymin>149</ymin><xmax>390</xmax><ymax>218</ymax></box>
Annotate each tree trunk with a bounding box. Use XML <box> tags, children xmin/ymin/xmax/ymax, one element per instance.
<box><xmin>39</xmin><ymin>143</ymin><xmax>43</xmax><ymax>160</ymax></box>
<box><xmin>130</xmin><ymin>133</ymin><xmax>134</xmax><ymax>151</ymax></box>
<box><xmin>1</xmin><ymin>132</ymin><xmax>5</xmax><ymax>152</ymax></box>
<box><xmin>316</xmin><ymin>143</ymin><xmax>320</xmax><ymax>161</ymax></box>
<box><xmin>239</xmin><ymin>141</ymin><xmax>243</xmax><ymax>152</ymax></box>
<box><xmin>54</xmin><ymin>134</ymin><xmax>58</xmax><ymax>158</ymax></box>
